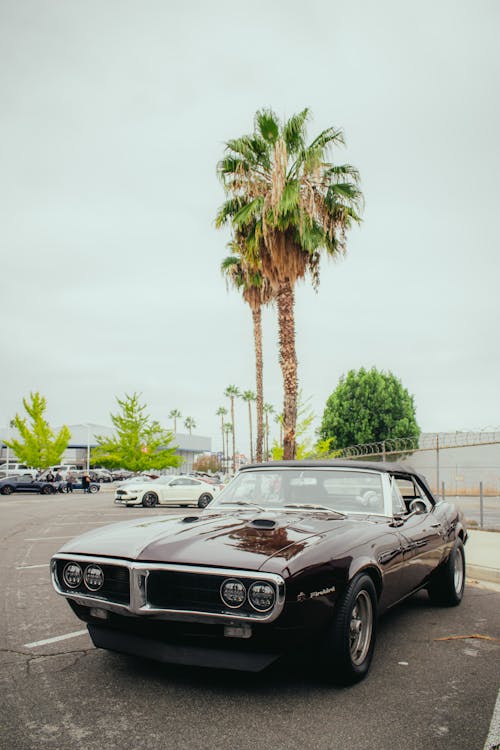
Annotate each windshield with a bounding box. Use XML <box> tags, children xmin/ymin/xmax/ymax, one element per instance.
<box><xmin>211</xmin><ymin>468</ymin><xmax>385</xmax><ymax>514</ymax></box>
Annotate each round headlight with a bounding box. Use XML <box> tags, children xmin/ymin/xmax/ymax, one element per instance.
<box><xmin>84</xmin><ymin>564</ymin><xmax>104</xmax><ymax>591</ymax></box>
<box><xmin>63</xmin><ymin>562</ymin><xmax>83</xmax><ymax>588</ymax></box>
<box><xmin>220</xmin><ymin>578</ymin><xmax>246</xmax><ymax>608</ymax></box>
<box><xmin>248</xmin><ymin>581</ymin><xmax>275</xmax><ymax>612</ymax></box>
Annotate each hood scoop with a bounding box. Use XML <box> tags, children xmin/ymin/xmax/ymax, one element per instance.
<box><xmin>250</xmin><ymin>518</ymin><xmax>277</xmax><ymax>529</ymax></box>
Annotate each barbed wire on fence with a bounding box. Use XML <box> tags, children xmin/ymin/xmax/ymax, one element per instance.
<box><xmin>338</xmin><ymin>431</ymin><xmax>500</xmax><ymax>460</ymax></box>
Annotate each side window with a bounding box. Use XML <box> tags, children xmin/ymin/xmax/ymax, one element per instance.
<box><xmin>391</xmin><ymin>479</ymin><xmax>406</xmax><ymax>515</ymax></box>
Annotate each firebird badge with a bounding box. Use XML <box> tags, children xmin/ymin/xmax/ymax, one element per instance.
<box><xmin>297</xmin><ymin>585</ymin><xmax>336</xmax><ymax>602</ymax></box>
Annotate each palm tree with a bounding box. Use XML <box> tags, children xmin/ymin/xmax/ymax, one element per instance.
<box><xmin>217</xmin><ymin>108</ymin><xmax>362</xmax><ymax>459</ymax></box>
<box><xmin>263</xmin><ymin>403</ymin><xmax>274</xmax><ymax>459</ymax></box>
<box><xmin>216</xmin><ymin>406</ymin><xmax>227</xmax><ymax>469</ymax></box>
<box><xmin>221</xmin><ymin>251</ymin><xmax>274</xmax><ymax>462</ymax></box>
<box><xmin>224</xmin><ymin>385</ymin><xmax>240</xmax><ymax>473</ymax></box>
<box><xmin>168</xmin><ymin>409</ymin><xmax>181</xmax><ymax>433</ymax></box>
<box><xmin>241</xmin><ymin>390</ymin><xmax>256</xmax><ymax>462</ymax></box>
<box><xmin>184</xmin><ymin>416</ymin><xmax>196</xmax><ymax>435</ymax></box>
<box><xmin>223</xmin><ymin>422</ymin><xmax>233</xmax><ymax>473</ymax></box>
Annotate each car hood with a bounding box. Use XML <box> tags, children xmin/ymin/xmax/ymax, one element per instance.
<box><xmin>57</xmin><ymin>509</ymin><xmax>362</xmax><ymax>571</ymax></box>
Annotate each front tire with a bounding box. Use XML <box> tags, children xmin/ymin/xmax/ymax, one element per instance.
<box><xmin>142</xmin><ymin>491</ymin><xmax>158</xmax><ymax>508</ymax></box>
<box><xmin>321</xmin><ymin>573</ymin><xmax>377</xmax><ymax>685</ymax></box>
<box><xmin>89</xmin><ymin>484</ymin><xmax>99</xmax><ymax>494</ymax></box>
<box><xmin>198</xmin><ymin>493</ymin><xmax>213</xmax><ymax>509</ymax></box>
<box><xmin>41</xmin><ymin>485</ymin><xmax>53</xmax><ymax>495</ymax></box>
<box><xmin>427</xmin><ymin>539</ymin><xmax>465</xmax><ymax>607</ymax></box>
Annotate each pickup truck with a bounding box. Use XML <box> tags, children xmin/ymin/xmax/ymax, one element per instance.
<box><xmin>0</xmin><ymin>463</ymin><xmax>37</xmax><ymax>479</ymax></box>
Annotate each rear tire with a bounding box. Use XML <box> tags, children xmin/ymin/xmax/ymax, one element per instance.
<box><xmin>142</xmin><ymin>492</ymin><xmax>158</xmax><ymax>508</ymax></box>
<box><xmin>320</xmin><ymin>573</ymin><xmax>377</xmax><ymax>685</ymax></box>
<box><xmin>1</xmin><ymin>485</ymin><xmax>13</xmax><ymax>495</ymax></box>
<box><xmin>428</xmin><ymin>539</ymin><xmax>465</xmax><ymax>607</ymax></box>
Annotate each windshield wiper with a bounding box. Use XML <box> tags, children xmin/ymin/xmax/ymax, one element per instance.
<box><xmin>283</xmin><ymin>503</ymin><xmax>346</xmax><ymax>518</ymax></box>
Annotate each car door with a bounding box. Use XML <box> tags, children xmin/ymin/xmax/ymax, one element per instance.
<box><xmin>162</xmin><ymin>478</ymin><xmax>187</xmax><ymax>504</ymax></box>
<box><xmin>393</xmin><ymin>478</ymin><xmax>445</xmax><ymax>591</ymax></box>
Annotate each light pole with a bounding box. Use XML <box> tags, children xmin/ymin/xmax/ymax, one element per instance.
<box><xmin>86</xmin><ymin>424</ymin><xmax>90</xmax><ymax>471</ymax></box>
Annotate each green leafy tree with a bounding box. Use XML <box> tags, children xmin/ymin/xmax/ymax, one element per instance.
<box><xmin>184</xmin><ymin>416</ymin><xmax>196</xmax><ymax>435</ymax></box>
<box><xmin>217</xmin><ymin>108</ymin><xmax>362</xmax><ymax>459</ymax></box>
<box><xmin>92</xmin><ymin>393</ymin><xmax>183</xmax><ymax>471</ymax></box>
<box><xmin>5</xmin><ymin>392</ymin><xmax>71</xmax><ymax>469</ymax></box>
<box><xmin>320</xmin><ymin>368</ymin><xmax>420</xmax><ymax>449</ymax></box>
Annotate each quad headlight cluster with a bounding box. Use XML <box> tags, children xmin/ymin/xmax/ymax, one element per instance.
<box><xmin>62</xmin><ymin>562</ymin><xmax>104</xmax><ymax>592</ymax></box>
<box><xmin>220</xmin><ymin>578</ymin><xmax>276</xmax><ymax>612</ymax></box>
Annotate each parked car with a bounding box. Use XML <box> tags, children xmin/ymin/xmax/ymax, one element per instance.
<box><xmin>0</xmin><ymin>476</ymin><xmax>58</xmax><ymax>495</ymax></box>
<box><xmin>89</xmin><ymin>469</ymin><xmax>113</xmax><ymax>483</ymax></box>
<box><xmin>0</xmin><ymin>463</ymin><xmax>37</xmax><ymax>479</ymax></box>
<box><xmin>114</xmin><ymin>475</ymin><xmax>220</xmax><ymax>507</ymax></box>
<box><xmin>50</xmin><ymin>460</ymin><xmax>467</xmax><ymax>684</ymax></box>
<box><xmin>61</xmin><ymin>476</ymin><xmax>101</xmax><ymax>494</ymax></box>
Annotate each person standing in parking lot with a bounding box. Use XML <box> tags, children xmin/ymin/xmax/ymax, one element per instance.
<box><xmin>82</xmin><ymin>472</ymin><xmax>90</xmax><ymax>493</ymax></box>
<box><xmin>66</xmin><ymin>471</ymin><xmax>75</xmax><ymax>493</ymax></box>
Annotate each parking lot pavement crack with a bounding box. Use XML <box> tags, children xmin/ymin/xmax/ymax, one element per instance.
<box><xmin>0</xmin><ymin>646</ymin><xmax>95</xmax><ymax>673</ymax></box>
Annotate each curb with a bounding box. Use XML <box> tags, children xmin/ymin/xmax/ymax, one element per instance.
<box><xmin>467</xmin><ymin>565</ymin><xmax>500</xmax><ymax>585</ymax></box>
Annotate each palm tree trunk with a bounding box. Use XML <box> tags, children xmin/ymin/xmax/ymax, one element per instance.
<box><xmin>247</xmin><ymin>400</ymin><xmax>254</xmax><ymax>463</ymax></box>
<box><xmin>231</xmin><ymin>398</ymin><xmax>236</xmax><ymax>473</ymax></box>
<box><xmin>277</xmin><ymin>279</ymin><xmax>297</xmax><ymax>460</ymax></box>
<box><xmin>220</xmin><ymin>415</ymin><xmax>225</xmax><ymax>471</ymax></box>
<box><xmin>252</xmin><ymin>306</ymin><xmax>264</xmax><ymax>462</ymax></box>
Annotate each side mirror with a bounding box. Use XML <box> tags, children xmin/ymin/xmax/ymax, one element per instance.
<box><xmin>409</xmin><ymin>499</ymin><xmax>427</xmax><ymax>514</ymax></box>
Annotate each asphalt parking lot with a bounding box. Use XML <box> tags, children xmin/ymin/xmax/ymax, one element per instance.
<box><xmin>1</xmin><ymin>489</ymin><xmax>499</xmax><ymax>750</ymax></box>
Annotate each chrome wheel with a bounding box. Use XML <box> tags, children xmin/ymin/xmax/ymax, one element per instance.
<box><xmin>454</xmin><ymin>545</ymin><xmax>464</xmax><ymax>595</ymax></box>
<box><xmin>349</xmin><ymin>590</ymin><xmax>373</xmax><ymax>666</ymax></box>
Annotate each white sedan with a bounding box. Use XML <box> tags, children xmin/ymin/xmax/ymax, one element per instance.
<box><xmin>114</xmin><ymin>475</ymin><xmax>220</xmax><ymax>508</ymax></box>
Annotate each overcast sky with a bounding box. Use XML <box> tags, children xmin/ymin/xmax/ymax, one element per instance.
<box><xmin>1</xmin><ymin>0</ymin><xmax>499</xmax><ymax>456</ymax></box>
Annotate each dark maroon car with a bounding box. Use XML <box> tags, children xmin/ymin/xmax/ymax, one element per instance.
<box><xmin>50</xmin><ymin>461</ymin><xmax>467</xmax><ymax>684</ymax></box>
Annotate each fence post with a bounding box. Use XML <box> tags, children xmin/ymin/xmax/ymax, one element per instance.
<box><xmin>441</xmin><ymin>481</ymin><xmax>445</xmax><ymax>500</ymax></box>
<box><xmin>479</xmin><ymin>481</ymin><xmax>484</xmax><ymax>529</ymax></box>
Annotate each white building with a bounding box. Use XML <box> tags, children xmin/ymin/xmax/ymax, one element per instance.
<box><xmin>0</xmin><ymin>424</ymin><xmax>211</xmax><ymax>474</ymax></box>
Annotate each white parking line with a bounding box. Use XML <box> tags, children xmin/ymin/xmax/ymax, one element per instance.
<box><xmin>24</xmin><ymin>629</ymin><xmax>89</xmax><ymax>648</ymax></box>
<box><xmin>484</xmin><ymin>688</ymin><xmax>500</xmax><ymax>750</ymax></box>
<box><xmin>24</xmin><ymin>536</ymin><xmax>69</xmax><ymax>541</ymax></box>
<box><xmin>16</xmin><ymin>563</ymin><xmax>48</xmax><ymax>570</ymax></box>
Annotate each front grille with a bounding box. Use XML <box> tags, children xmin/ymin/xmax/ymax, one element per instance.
<box><xmin>147</xmin><ymin>570</ymin><xmax>270</xmax><ymax>616</ymax></box>
<box><xmin>56</xmin><ymin>559</ymin><xmax>130</xmax><ymax>604</ymax></box>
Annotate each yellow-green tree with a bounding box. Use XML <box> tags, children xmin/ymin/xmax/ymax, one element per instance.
<box><xmin>6</xmin><ymin>392</ymin><xmax>71</xmax><ymax>469</ymax></box>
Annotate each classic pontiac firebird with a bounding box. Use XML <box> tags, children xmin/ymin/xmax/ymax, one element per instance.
<box><xmin>51</xmin><ymin>461</ymin><xmax>467</xmax><ymax>684</ymax></box>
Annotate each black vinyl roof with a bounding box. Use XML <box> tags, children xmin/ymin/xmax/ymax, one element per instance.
<box><xmin>242</xmin><ymin>460</ymin><xmax>414</xmax><ymax>474</ymax></box>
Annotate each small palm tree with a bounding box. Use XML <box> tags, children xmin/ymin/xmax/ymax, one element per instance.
<box><xmin>224</xmin><ymin>385</ymin><xmax>240</xmax><ymax>473</ymax></box>
<box><xmin>241</xmin><ymin>390</ymin><xmax>256</xmax><ymax>462</ymax></box>
<box><xmin>184</xmin><ymin>417</ymin><xmax>196</xmax><ymax>435</ymax></box>
<box><xmin>216</xmin><ymin>406</ymin><xmax>227</xmax><ymax>469</ymax></box>
<box><xmin>168</xmin><ymin>409</ymin><xmax>182</xmax><ymax>433</ymax></box>
<box><xmin>217</xmin><ymin>108</ymin><xmax>362</xmax><ymax>459</ymax></box>
<box><xmin>221</xmin><ymin>249</ymin><xmax>274</xmax><ymax>463</ymax></box>
<box><xmin>263</xmin><ymin>403</ymin><xmax>274</xmax><ymax>459</ymax></box>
